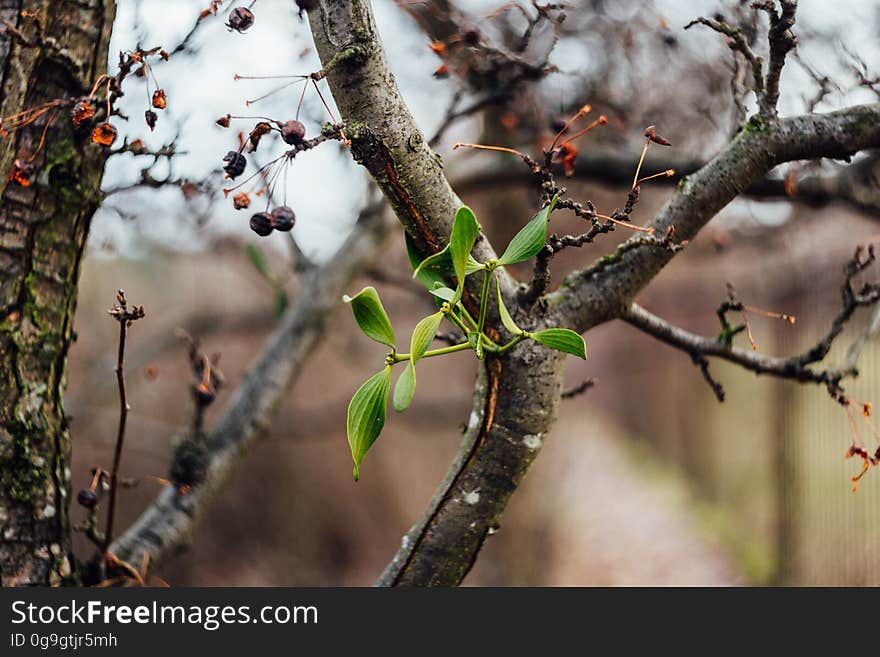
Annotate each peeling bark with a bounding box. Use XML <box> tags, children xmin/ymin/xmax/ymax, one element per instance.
<box><xmin>0</xmin><ymin>0</ymin><xmax>115</xmax><ymax>586</ymax></box>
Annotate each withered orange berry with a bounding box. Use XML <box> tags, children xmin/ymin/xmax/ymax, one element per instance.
<box><xmin>91</xmin><ymin>122</ymin><xmax>118</xmax><ymax>147</ymax></box>
<box><xmin>8</xmin><ymin>159</ymin><xmax>35</xmax><ymax>187</ymax></box>
<box><xmin>70</xmin><ymin>100</ymin><xmax>95</xmax><ymax>126</ymax></box>
<box><xmin>233</xmin><ymin>192</ymin><xmax>251</xmax><ymax>210</ymax></box>
<box><xmin>152</xmin><ymin>89</ymin><xmax>167</xmax><ymax>110</ymax></box>
<box><xmin>248</xmin><ymin>121</ymin><xmax>272</xmax><ymax>151</ymax></box>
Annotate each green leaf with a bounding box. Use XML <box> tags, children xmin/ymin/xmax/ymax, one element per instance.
<box><xmin>406</xmin><ymin>232</ymin><xmax>453</xmax><ymax>292</ymax></box>
<box><xmin>392</xmin><ymin>361</ymin><xmax>417</xmax><ymax>412</ymax></box>
<box><xmin>449</xmin><ymin>206</ymin><xmax>480</xmax><ymax>283</ymax></box>
<box><xmin>466</xmin><ymin>254</ymin><xmax>485</xmax><ymax>274</ymax></box>
<box><xmin>246</xmin><ymin>243</ymin><xmax>272</xmax><ymax>280</ymax></box>
<box><xmin>410</xmin><ymin>311</ymin><xmax>444</xmax><ymax>363</ymax></box>
<box><xmin>497</xmin><ymin>195</ymin><xmax>558</xmax><ymax>266</ymax></box>
<box><xmin>347</xmin><ymin>367</ymin><xmax>392</xmax><ymax>481</ymax></box>
<box><xmin>496</xmin><ymin>278</ymin><xmax>522</xmax><ymax>335</ymax></box>
<box><xmin>273</xmin><ymin>289</ymin><xmax>288</xmax><ymax>319</ymax></box>
<box><xmin>530</xmin><ymin>328</ymin><xmax>586</xmax><ymax>359</ymax></box>
<box><xmin>429</xmin><ymin>284</ymin><xmax>456</xmax><ymax>302</ymax></box>
<box><xmin>343</xmin><ymin>286</ymin><xmax>395</xmax><ymax>349</ymax></box>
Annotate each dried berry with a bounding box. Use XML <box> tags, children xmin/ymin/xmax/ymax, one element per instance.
<box><xmin>550</xmin><ymin>116</ymin><xmax>567</xmax><ymax>132</ymax></box>
<box><xmin>223</xmin><ymin>150</ymin><xmax>246</xmax><ymax>179</ymax></box>
<box><xmin>462</xmin><ymin>28</ymin><xmax>481</xmax><ymax>46</ymax></box>
<box><xmin>279</xmin><ymin>119</ymin><xmax>306</xmax><ymax>145</ymax></box>
<box><xmin>91</xmin><ymin>122</ymin><xmax>118</xmax><ymax>147</ymax></box>
<box><xmin>77</xmin><ymin>488</ymin><xmax>98</xmax><ymax>509</ymax></box>
<box><xmin>8</xmin><ymin>159</ymin><xmax>35</xmax><ymax>187</ymax></box>
<box><xmin>233</xmin><ymin>192</ymin><xmax>251</xmax><ymax>210</ymax></box>
<box><xmin>70</xmin><ymin>100</ymin><xmax>95</xmax><ymax>126</ymax></box>
<box><xmin>170</xmin><ymin>438</ymin><xmax>209</xmax><ymax>490</ymax></box>
<box><xmin>145</xmin><ymin>109</ymin><xmax>158</xmax><ymax>131</ymax></box>
<box><xmin>644</xmin><ymin>125</ymin><xmax>671</xmax><ymax>146</ymax></box>
<box><xmin>193</xmin><ymin>381</ymin><xmax>216</xmax><ymax>406</ymax></box>
<box><xmin>226</xmin><ymin>7</ymin><xmax>255</xmax><ymax>32</ymax></box>
<box><xmin>249</xmin><ymin>211</ymin><xmax>274</xmax><ymax>236</ymax></box>
<box><xmin>552</xmin><ymin>142</ymin><xmax>578</xmax><ymax>176</ymax></box>
<box><xmin>152</xmin><ymin>89</ymin><xmax>167</xmax><ymax>110</ymax></box>
<box><xmin>248</xmin><ymin>121</ymin><xmax>272</xmax><ymax>152</ymax></box>
<box><xmin>433</xmin><ymin>63</ymin><xmax>450</xmax><ymax>79</ymax></box>
<box><xmin>271</xmin><ymin>205</ymin><xmax>296</xmax><ymax>232</ymax></box>
<box><xmin>216</xmin><ymin>114</ymin><xmax>231</xmax><ymax>128</ymax></box>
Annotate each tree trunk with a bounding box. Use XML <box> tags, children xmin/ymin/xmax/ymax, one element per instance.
<box><xmin>0</xmin><ymin>0</ymin><xmax>115</xmax><ymax>586</ymax></box>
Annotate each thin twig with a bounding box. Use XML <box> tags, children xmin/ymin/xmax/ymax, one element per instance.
<box><xmin>102</xmin><ymin>290</ymin><xmax>145</xmax><ymax>552</ymax></box>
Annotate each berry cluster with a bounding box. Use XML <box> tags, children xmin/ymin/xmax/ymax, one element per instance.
<box><xmin>216</xmin><ymin>114</ymin><xmax>331</xmax><ymax>238</ymax></box>
<box><xmin>249</xmin><ymin>206</ymin><xmax>296</xmax><ymax>236</ymax></box>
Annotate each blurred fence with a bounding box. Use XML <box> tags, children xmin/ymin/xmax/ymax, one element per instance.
<box><xmin>635</xmin><ymin>308</ymin><xmax>880</xmax><ymax>585</ymax></box>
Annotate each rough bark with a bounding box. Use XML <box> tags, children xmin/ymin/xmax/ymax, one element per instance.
<box><xmin>0</xmin><ymin>0</ymin><xmax>115</xmax><ymax>586</ymax></box>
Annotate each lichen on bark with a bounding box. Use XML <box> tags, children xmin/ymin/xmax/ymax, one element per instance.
<box><xmin>0</xmin><ymin>0</ymin><xmax>115</xmax><ymax>586</ymax></box>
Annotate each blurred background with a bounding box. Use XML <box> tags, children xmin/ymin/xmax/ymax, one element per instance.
<box><xmin>66</xmin><ymin>0</ymin><xmax>880</xmax><ymax>585</ymax></box>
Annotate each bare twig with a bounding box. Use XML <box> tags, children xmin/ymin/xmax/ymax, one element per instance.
<box><xmin>753</xmin><ymin>0</ymin><xmax>799</xmax><ymax>116</ymax></box>
<box><xmin>102</xmin><ymin>290</ymin><xmax>145</xmax><ymax>552</ymax></box>
<box><xmin>561</xmin><ymin>378</ymin><xmax>596</xmax><ymax>399</ymax></box>
<box><xmin>622</xmin><ymin>245</ymin><xmax>880</xmax><ymax>403</ymax></box>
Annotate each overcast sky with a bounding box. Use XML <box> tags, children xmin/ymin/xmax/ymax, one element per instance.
<box><xmin>93</xmin><ymin>0</ymin><xmax>880</xmax><ymax>262</ymax></box>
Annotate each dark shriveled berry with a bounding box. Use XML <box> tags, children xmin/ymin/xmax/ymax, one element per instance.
<box><xmin>226</xmin><ymin>7</ymin><xmax>255</xmax><ymax>32</ymax></box>
<box><xmin>193</xmin><ymin>381</ymin><xmax>216</xmax><ymax>406</ymax></box>
<box><xmin>249</xmin><ymin>212</ymin><xmax>274</xmax><ymax>236</ymax></box>
<box><xmin>223</xmin><ymin>151</ymin><xmax>246</xmax><ymax>179</ymax></box>
<box><xmin>170</xmin><ymin>438</ymin><xmax>209</xmax><ymax>490</ymax></box>
<box><xmin>77</xmin><ymin>488</ymin><xmax>98</xmax><ymax>509</ymax></box>
<box><xmin>145</xmin><ymin>110</ymin><xmax>158</xmax><ymax>131</ymax></box>
<box><xmin>279</xmin><ymin>120</ymin><xmax>306</xmax><ymax>145</ymax></box>
<box><xmin>271</xmin><ymin>206</ymin><xmax>296</xmax><ymax>232</ymax></box>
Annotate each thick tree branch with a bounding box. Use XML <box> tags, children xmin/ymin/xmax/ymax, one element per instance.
<box><xmin>308</xmin><ymin>0</ymin><xmax>565</xmax><ymax>587</ymax></box>
<box><xmin>110</xmin><ymin>207</ymin><xmax>390</xmax><ymax>567</ymax></box>
<box><xmin>456</xmin><ymin>147</ymin><xmax>880</xmax><ymax>218</ymax></box>
<box><xmin>550</xmin><ymin>104</ymin><xmax>880</xmax><ymax>333</ymax></box>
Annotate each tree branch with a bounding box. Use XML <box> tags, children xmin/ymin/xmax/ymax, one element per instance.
<box><xmin>308</xmin><ymin>0</ymin><xmax>566</xmax><ymax>587</ymax></box>
<box><xmin>623</xmin><ymin>303</ymin><xmax>853</xmax><ymax>399</ymax></box>
<box><xmin>550</xmin><ymin>104</ymin><xmax>880</xmax><ymax>332</ymax></box>
<box><xmin>622</xmin><ymin>245</ymin><xmax>880</xmax><ymax>403</ymax></box>
<box><xmin>456</xmin><ymin>147</ymin><xmax>880</xmax><ymax>219</ymax></box>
